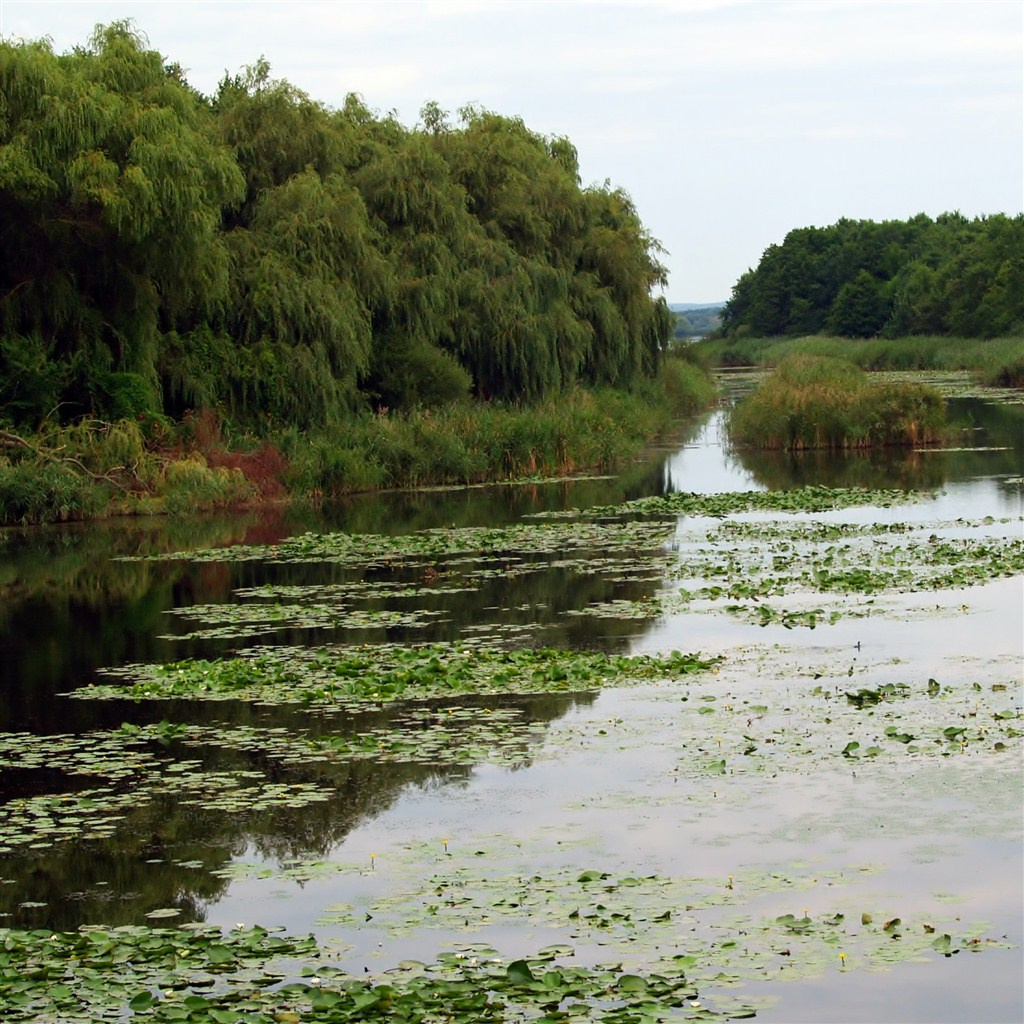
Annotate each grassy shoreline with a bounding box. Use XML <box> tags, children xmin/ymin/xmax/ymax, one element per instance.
<box><xmin>0</xmin><ymin>357</ymin><xmax>716</xmax><ymax>527</ymax></box>
<box><xmin>691</xmin><ymin>333</ymin><xmax>1024</xmax><ymax>387</ymax></box>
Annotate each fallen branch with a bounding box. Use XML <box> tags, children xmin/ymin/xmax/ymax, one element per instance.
<box><xmin>0</xmin><ymin>428</ymin><xmax>134</xmax><ymax>491</ymax></box>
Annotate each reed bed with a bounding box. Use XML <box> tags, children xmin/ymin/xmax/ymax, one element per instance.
<box><xmin>727</xmin><ymin>355</ymin><xmax>946</xmax><ymax>451</ymax></box>
<box><xmin>695</xmin><ymin>334</ymin><xmax>1024</xmax><ymax>384</ymax></box>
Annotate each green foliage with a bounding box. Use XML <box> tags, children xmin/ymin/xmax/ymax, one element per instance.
<box><xmin>90</xmin><ymin>370</ymin><xmax>161</xmax><ymax>421</ymax></box>
<box><xmin>0</xmin><ymin>356</ymin><xmax>713</xmax><ymax>522</ymax></box>
<box><xmin>727</xmin><ymin>355</ymin><xmax>946</xmax><ymax>450</ymax></box>
<box><xmin>694</xmin><ymin>333</ymin><xmax>1024</xmax><ymax>382</ymax></box>
<box><xmin>719</xmin><ymin>214</ymin><xmax>1024</xmax><ymax>341</ymax></box>
<box><xmin>827</xmin><ymin>269</ymin><xmax>890</xmax><ymax>337</ymax></box>
<box><xmin>0</xmin><ymin>334</ymin><xmax>69</xmax><ymax>426</ymax></box>
<box><xmin>0</xmin><ymin>23</ymin><xmax>244</xmax><ymax>419</ymax></box>
<box><xmin>79</xmin><ymin>643</ymin><xmax>721</xmax><ymax>706</ymax></box>
<box><xmin>0</xmin><ymin>458</ymin><xmax>103</xmax><ymax>524</ymax></box>
<box><xmin>0</xmin><ymin>417</ymin><xmax>263</xmax><ymax>524</ymax></box>
<box><xmin>985</xmin><ymin>351</ymin><xmax>1024</xmax><ymax>388</ymax></box>
<box><xmin>1</xmin><ymin>27</ymin><xmax>672</xmax><ymax>433</ymax></box>
<box><xmin>4</xmin><ymin>17</ymin><xmax>709</xmax><ymax>520</ymax></box>
<box><xmin>281</xmin><ymin>373</ymin><xmax>702</xmax><ymax>496</ymax></box>
<box><xmin>155</xmin><ymin>457</ymin><xmax>256</xmax><ymax>514</ymax></box>
<box><xmin>656</xmin><ymin>354</ymin><xmax>718</xmax><ymax>414</ymax></box>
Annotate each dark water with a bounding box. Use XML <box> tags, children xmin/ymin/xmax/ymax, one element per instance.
<box><xmin>1</xmin><ymin>389</ymin><xmax>1022</xmax><ymax>1020</ymax></box>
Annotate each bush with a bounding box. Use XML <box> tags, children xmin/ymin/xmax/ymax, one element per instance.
<box><xmin>92</xmin><ymin>371</ymin><xmax>162</xmax><ymax>421</ymax></box>
<box><xmin>0</xmin><ymin>334</ymin><xmax>70</xmax><ymax>427</ymax></box>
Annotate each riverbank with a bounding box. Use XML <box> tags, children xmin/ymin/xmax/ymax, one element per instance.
<box><xmin>0</xmin><ymin>356</ymin><xmax>716</xmax><ymax>526</ymax></box>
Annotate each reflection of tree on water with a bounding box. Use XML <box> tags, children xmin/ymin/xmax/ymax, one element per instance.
<box><xmin>0</xmin><ymin>794</ymin><xmax>234</xmax><ymax>931</ymax></box>
<box><xmin>1</xmin><ymin>451</ymin><xmax>677</xmax><ymax>732</ymax></box>
<box><xmin>733</xmin><ymin>443</ymin><xmax>949</xmax><ymax>492</ymax></box>
<box><xmin>729</xmin><ymin>396</ymin><xmax>1024</xmax><ymax>492</ymax></box>
<box><xmin>1</xmin><ymin>452</ymin><xmax>667</xmax><ymax>934</ymax></box>
<box><xmin>0</xmin><ymin>690</ymin><xmax>591</xmax><ymax>931</ymax></box>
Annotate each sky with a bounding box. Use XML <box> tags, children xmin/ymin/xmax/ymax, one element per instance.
<box><xmin>2</xmin><ymin>0</ymin><xmax>1021</xmax><ymax>303</ymax></box>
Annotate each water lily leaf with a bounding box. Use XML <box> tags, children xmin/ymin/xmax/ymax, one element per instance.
<box><xmin>129</xmin><ymin>991</ymin><xmax>156</xmax><ymax>1010</ymax></box>
<box><xmin>507</xmin><ymin>959</ymin><xmax>536</xmax><ymax>984</ymax></box>
<box><xmin>617</xmin><ymin>973</ymin><xmax>648</xmax><ymax>992</ymax></box>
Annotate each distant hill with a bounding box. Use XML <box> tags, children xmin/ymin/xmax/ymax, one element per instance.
<box><xmin>668</xmin><ymin>302</ymin><xmax>724</xmax><ymax>338</ymax></box>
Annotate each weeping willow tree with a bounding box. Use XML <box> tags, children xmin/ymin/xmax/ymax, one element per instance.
<box><xmin>195</xmin><ymin>65</ymin><xmax>388</xmax><ymax>427</ymax></box>
<box><xmin>1</xmin><ymin>25</ymin><xmax>675</xmax><ymax>432</ymax></box>
<box><xmin>346</xmin><ymin>113</ymin><xmax>474</xmax><ymax>409</ymax></box>
<box><xmin>573</xmin><ymin>186</ymin><xmax>672</xmax><ymax>385</ymax></box>
<box><xmin>435</xmin><ymin>106</ymin><xmax>670</xmax><ymax>400</ymax></box>
<box><xmin>0</xmin><ymin>23</ymin><xmax>243</xmax><ymax>425</ymax></box>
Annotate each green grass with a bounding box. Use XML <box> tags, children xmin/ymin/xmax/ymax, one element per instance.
<box><xmin>727</xmin><ymin>355</ymin><xmax>946</xmax><ymax>451</ymax></box>
<box><xmin>281</xmin><ymin>358</ymin><xmax>714</xmax><ymax>497</ymax></box>
<box><xmin>0</xmin><ymin>359</ymin><xmax>716</xmax><ymax>524</ymax></box>
<box><xmin>693</xmin><ymin>334</ymin><xmax>1024</xmax><ymax>382</ymax></box>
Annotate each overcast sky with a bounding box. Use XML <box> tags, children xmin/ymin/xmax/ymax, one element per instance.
<box><xmin>2</xmin><ymin>0</ymin><xmax>1021</xmax><ymax>302</ymax></box>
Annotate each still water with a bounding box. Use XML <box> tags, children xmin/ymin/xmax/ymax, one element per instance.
<box><xmin>1</xmin><ymin>385</ymin><xmax>1022</xmax><ymax>1022</ymax></box>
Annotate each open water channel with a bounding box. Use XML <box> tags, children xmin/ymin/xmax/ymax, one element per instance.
<box><xmin>1</xmin><ymin>373</ymin><xmax>1022</xmax><ymax>1022</ymax></box>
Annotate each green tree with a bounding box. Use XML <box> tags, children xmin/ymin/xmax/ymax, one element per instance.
<box><xmin>0</xmin><ymin>23</ymin><xmax>243</xmax><ymax>422</ymax></box>
<box><xmin>828</xmin><ymin>269</ymin><xmax>890</xmax><ymax>337</ymax></box>
<box><xmin>209</xmin><ymin>68</ymin><xmax>386</xmax><ymax>425</ymax></box>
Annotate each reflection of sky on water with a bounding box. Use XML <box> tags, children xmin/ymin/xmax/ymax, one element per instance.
<box><xmin>663</xmin><ymin>410</ymin><xmax>763</xmax><ymax>494</ymax></box>
<box><xmin>683</xmin><ymin>394</ymin><xmax>1024</xmax><ymax>511</ymax></box>
<box><xmin>634</xmin><ymin>575</ymin><xmax>1022</xmax><ymax>681</ymax></box>
<box><xmin>209</xmin><ymin>669</ymin><xmax>1021</xmax><ymax>1012</ymax></box>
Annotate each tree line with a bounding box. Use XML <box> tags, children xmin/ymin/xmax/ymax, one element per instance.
<box><xmin>0</xmin><ymin>23</ymin><xmax>672</xmax><ymax>431</ymax></box>
<box><xmin>719</xmin><ymin>212</ymin><xmax>1024</xmax><ymax>340</ymax></box>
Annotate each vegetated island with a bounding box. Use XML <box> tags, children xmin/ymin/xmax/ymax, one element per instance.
<box><xmin>0</xmin><ymin>22</ymin><xmax>715</xmax><ymax>525</ymax></box>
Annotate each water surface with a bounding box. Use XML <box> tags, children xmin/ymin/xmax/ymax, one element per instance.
<box><xmin>1</xmin><ymin>383</ymin><xmax>1021</xmax><ymax>1021</ymax></box>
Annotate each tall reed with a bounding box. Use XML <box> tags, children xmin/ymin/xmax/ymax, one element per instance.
<box><xmin>1</xmin><ymin>359</ymin><xmax>717</xmax><ymax>522</ymax></box>
<box><xmin>727</xmin><ymin>355</ymin><xmax>946</xmax><ymax>451</ymax></box>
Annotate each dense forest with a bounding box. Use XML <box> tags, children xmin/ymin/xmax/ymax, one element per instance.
<box><xmin>0</xmin><ymin>23</ymin><xmax>673</xmax><ymax>432</ymax></box>
<box><xmin>719</xmin><ymin>213</ymin><xmax>1024</xmax><ymax>339</ymax></box>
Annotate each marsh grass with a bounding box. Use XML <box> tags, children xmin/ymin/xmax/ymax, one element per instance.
<box><xmin>0</xmin><ymin>419</ymin><xmax>257</xmax><ymax>525</ymax></box>
<box><xmin>727</xmin><ymin>355</ymin><xmax>946</xmax><ymax>451</ymax></box>
<box><xmin>283</xmin><ymin>358</ymin><xmax>714</xmax><ymax>497</ymax></box>
<box><xmin>696</xmin><ymin>334</ymin><xmax>1024</xmax><ymax>384</ymax></box>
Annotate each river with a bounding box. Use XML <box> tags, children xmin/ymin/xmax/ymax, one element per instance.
<box><xmin>1</xmin><ymin>376</ymin><xmax>1021</xmax><ymax>1022</ymax></box>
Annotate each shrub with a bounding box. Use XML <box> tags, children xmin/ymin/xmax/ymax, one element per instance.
<box><xmin>91</xmin><ymin>371</ymin><xmax>161</xmax><ymax>421</ymax></box>
<box><xmin>0</xmin><ymin>334</ymin><xmax>70</xmax><ymax>427</ymax></box>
